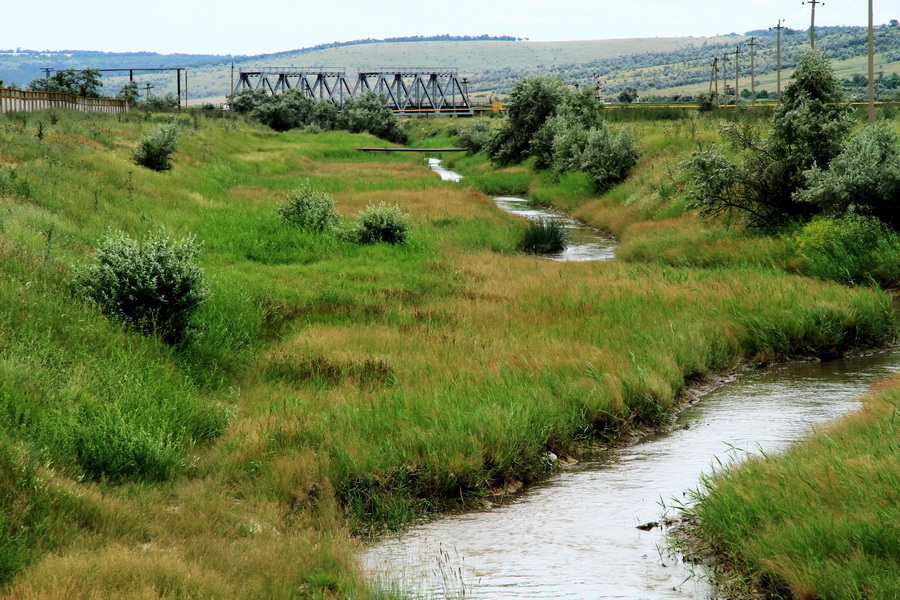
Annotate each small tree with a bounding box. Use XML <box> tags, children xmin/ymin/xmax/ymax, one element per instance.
<box><xmin>686</xmin><ymin>49</ymin><xmax>852</xmax><ymax>228</ymax></box>
<box><xmin>73</xmin><ymin>231</ymin><xmax>207</xmax><ymax>344</ymax></box>
<box><xmin>795</xmin><ymin>124</ymin><xmax>900</xmax><ymax>229</ymax></box>
<box><xmin>251</xmin><ymin>89</ymin><xmax>315</xmax><ymax>132</ymax></box>
<box><xmin>117</xmin><ymin>81</ymin><xmax>140</xmax><ymax>106</ymax></box>
<box><xmin>134</xmin><ymin>122</ymin><xmax>179</xmax><ymax>171</ymax></box>
<box><xmin>339</xmin><ymin>92</ymin><xmax>407</xmax><ymax>144</ymax></box>
<box><xmin>486</xmin><ymin>75</ymin><xmax>567</xmax><ymax>165</ymax></box>
<box><xmin>617</xmin><ymin>86</ymin><xmax>639</xmax><ymax>104</ymax></box>
<box><xmin>230</xmin><ymin>90</ymin><xmax>269</xmax><ymax>115</ymax></box>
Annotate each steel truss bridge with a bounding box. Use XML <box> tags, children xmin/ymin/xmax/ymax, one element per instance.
<box><xmin>233</xmin><ymin>68</ymin><xmax>472</xmax><ymax>115</ymax></box>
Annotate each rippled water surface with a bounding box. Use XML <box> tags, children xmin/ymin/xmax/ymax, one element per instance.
<box><xmin>427</xmin><ymin>159</ymin><xmax>616</xmax><ymax>262</ymax></box>
<box><xmin>365</xmin><ymin>351</ymin><xmax>900</xmax><ymax>599</ymax></box>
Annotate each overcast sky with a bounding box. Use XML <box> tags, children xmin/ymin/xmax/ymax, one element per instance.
<box><xmin>4</xmin><ymin>0</ymin><xmax>894</xmax><ymax>55</ymax></box>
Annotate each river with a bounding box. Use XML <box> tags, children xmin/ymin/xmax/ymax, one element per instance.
<box><xmin>360</xmin><ymin>160</ymin><xmax>900</xmax><ymax>599</ymax></box>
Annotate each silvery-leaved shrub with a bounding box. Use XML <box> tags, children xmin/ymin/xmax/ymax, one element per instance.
<box><xmin>134</xmin><ymin>121</ymin><xmax>179</xmax><ymax>171</ymax></box>
<box><xmin>277</xmin><ymin>181</ymin><xmax>340</xmax><ymax>232</ymax></box>
<box><xmin>74</xmin><ymin>231</ymin><xmax>207</xmax><ymax>343</ymax></box>
<box><xmin>355</xmin><ymin>202</ymin><xmax>410</xmax><ymax>244</ymax></box>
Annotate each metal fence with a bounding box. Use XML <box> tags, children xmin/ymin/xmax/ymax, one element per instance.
<box><xmin>0</xmin><ymin>88</ymin><xmax>128</xmax><ymax>115</ymax></box>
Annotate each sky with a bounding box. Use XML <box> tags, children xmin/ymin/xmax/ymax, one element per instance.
<box><xmin>3</xmin><ymin>0</ymin><xmax>895</xmax><ymax>56</ymax></box>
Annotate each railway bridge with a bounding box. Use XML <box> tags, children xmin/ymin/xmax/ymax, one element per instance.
<box><xmin>233</xmin><ymin>68</ymin><xmax>472</xmax><ymax>115</ymax></box>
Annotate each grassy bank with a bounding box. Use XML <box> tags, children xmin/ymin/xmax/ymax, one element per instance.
<box><xmin>0</xmin><ymin>108</ymin><xmax>896</xmax><ymax>598</ymax></box>
<box><xmin>681</xmin><ymin>380</ymin><xmax>900</xmax><ymax>599</ymax></box>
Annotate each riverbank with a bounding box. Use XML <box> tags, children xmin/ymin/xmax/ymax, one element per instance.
<box><xmin>0</xmin><ymin>109</ymin><xmax>896</xmax><ymax>598</ymax></box>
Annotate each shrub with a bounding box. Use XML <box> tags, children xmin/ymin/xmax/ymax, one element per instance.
<box><xmin>277</xmin><ymin>181</ymin><xmax>340</xmax><ymax>232</ymax></box>
<box><xmin>230</xmin><ymin>90</ymin><xmax>269</xmax><ymax>115</ymax></box>
<box><xmin>354</xmin><ymin>202</ymin><xmax>410</xmax><ymax>244</ymax></box>
<box><xmin>551</xmin><ymin>122</ymin><xmax>640</xmax><ymax>193</ymax></box>
<box><xmin>455</xmin><ymin>119</ymin><xmax>494</xmax><ymax>154</ymax></box>
<box><xmin>339</xmin><ymin>92</ymin><xmax>408</xmax><ymax>144</ymax></box>
<box><xmin>251</xmin><ymin>89</ymin><xmax>315</xmax><ymax>132</ymax></box>
<box><xmin>788</xmin><ymin>215</ymin><xmax>900</xmax><ymax>284</ymax></box>
<box><xmin>487</xmin><ymin>75</ymin><xmax>568</xmax><ymax>165</ymax></box>
<box><xmin>685</xmin><ymin>50</ymin><xmax>853</xmax><ymax>228</ymax></box>
<box><xmin>518</xmin><ymin>218</ymin><xmax>569</xmax><ymax>254</ymax></box>
<box><xmin>73</xmin><ymin>231</ymin><xmax>208</xmax><ymax>343</ymax></box>
<box><xmin>133</xmin><ymin>121</ymin><xmax>179</xmax><ymax>171</ymax></box>
<box><xmin>795</xmin><ymin>124</ymin><xmax>900</xmax><ymax>229</ymax></box>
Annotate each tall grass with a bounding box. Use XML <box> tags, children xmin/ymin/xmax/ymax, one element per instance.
<box><xmin>685</xmin><ymin>387</ymin><xmax>900</xmax><ymax>599</ymax></box>
<box><xmin>0</xmin><ymin>108</ymin><xmax>896</xmax><ymax>599</ymax></box>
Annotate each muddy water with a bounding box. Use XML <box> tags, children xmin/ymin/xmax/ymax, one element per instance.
<box><xmin>364</xmin><ymin>350</ymin><xmax>900</xmax><ymax>599</ymax></box>
<box><xmin>427</xmin><ymin>159</ymin><xmax>615</xmax><ymax>262</ymax></box>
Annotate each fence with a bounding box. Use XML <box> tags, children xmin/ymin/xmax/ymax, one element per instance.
<box><xmin>0</xmin><ymin>88</ymin><xmax>128</xmax><ymax>115</ymax></box>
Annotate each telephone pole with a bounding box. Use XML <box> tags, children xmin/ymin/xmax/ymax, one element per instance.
<box><xmin>867</xmin><ymin>0</ymin><xmax>875</xmax><ymax>123</ymax></box>
<box><xmin>722</xmin><ymin>53</ymin><xmax>730</xmax><ymax>105</ymax></box>
<box><xmin>713</xmin><ymin>57</ymin><xmax>720</xmax><ymax>105</ymax></box>
<box><xmin>770</xmin><ymin>20</ymin><xmax>785</xmax><ymax>103</ymax></box>
<box><xmin>734</xmin><ymin>45</ymin><xmax>743</xmax><ymax>104</ymax></box>
<box><xmin>748</xmin><ymin>37</ymin><xmax>757</xmax><ymax>106</ymax></box>
<box><xmin>803</xmin><ymin>0</ymin><xmax>823</xmax><ymax>48</ymax></box>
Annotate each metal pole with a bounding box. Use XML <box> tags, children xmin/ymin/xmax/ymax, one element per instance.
<box><xmin>868</xmin><ymin>0</ymin><xmax>876</xmax><ymax>123</ymax></box>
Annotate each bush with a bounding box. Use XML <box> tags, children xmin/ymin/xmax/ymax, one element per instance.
<box><xmin>788</xmin><ymin>215</ymin><xmax>900</xmax><ymax>284</ymax></box>
<box><xmin>354</xmin><ymin>202</ymin><xmax>411</xmax><ymax>244</ymax></box>
<box><xmin>277</xmin><ymin>181</ymin><xmax>340</xmax><ymax>232</ymax></box>
<box><xmin>487</xmin><ymin>75</ymin><xmax>568</xmax><ymax>165</ymax></box>
<box><xmin>795</xmin><ymin>124</ymin><xmax>900</xmax><ymax>229</ymax></box>
<box><xmin>339</xmin><ymin>92</ymin><xmax>407</xmax><ymax>144</ymax></box>
<box><xmin>230</xmin><ymin>90</ymin><xmax>269</xmax><ymax>115</ymax></box>
<box><xmin>133</xmin><ymin>122</ymin><xmax>179</xmax><ymax>171</ymax></box>
<box><xmin>251</xmin><ymin>89</ymin><xmax>315</xmax><ymax>132</ymax></box>
<box><xmin>518</xmin><ymin>218</ymin><xmax>569</xmax><ymax>254</ymax></box>
<box><xmin>455</xmin><ymin>119</ymin><xmax>494</xmax><ymax>154</ymax></box>
<box><xmin>73</xmin><ymin>231</ymin><xmax>208</xmax><ymax>343</ymax></box>
<box><xmin>551</xmin><ymin>122</ymin><xmax>640</xmax><ymax>193</ymax></box>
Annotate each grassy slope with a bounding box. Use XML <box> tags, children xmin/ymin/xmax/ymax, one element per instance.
<box><xmin>0</xmin><ymin>108</ymin><xmax>896</xmax><ymax>598</ymax></box>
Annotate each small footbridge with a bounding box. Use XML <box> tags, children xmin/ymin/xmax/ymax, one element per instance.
<box><xmin>233</xmin><ymin>67</ymin><xmax>472</xmax><ymax>115</ymax></box>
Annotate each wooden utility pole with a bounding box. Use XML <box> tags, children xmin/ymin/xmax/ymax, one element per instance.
<box><xmin>721</xmin><ymin>54</ymin><xmax>730</xmax><ymax>105</ymax></box>
<box><xmin>734</xmin><ymin>45</ymin><xmax>742</xmax><ymax>103</ymax></box>
<box><xmin>771</xmin><ymin>20</ymin><xmax>785</xmax><ymax>103</ymax></box>
<box><xmin>803</xmin><ymin>0</ymin><xmax>823</xmax><ymax>48</ymax></box>
<box><xmin>867</xmin><ymin>0</ymin><xmax>875</xmax><ymax>123</ymax></box>
<box><xmin>713</xmin><ymin>57</ymin><xmax>720</xmax><ymax>104</ymax></box>
<box><xmin>748</xmin><ymin>37</ymin><xmax>757</xmax><ymax>105</ymax></box>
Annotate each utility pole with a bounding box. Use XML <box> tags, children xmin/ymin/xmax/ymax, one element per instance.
<box><xmin>721</xmin><ymin>54</ymin><xmax>730</xmax><ymax>105</ymax></box>
<box><xmin>771</xmin><ymin>20</ymin><xmax>785</xmax><ymax>103</ymax></box>
<box><xmin>867</xmin><ymin>0</ymin><xmax>875</xmax><ymax>123</ymax></box>
<box><xmin>748</xmin><ymin>37</ymin><xmax>757</xmax><ymax>105</ymax></box>
<box><xmin>734</xmin><ymin>45</ymin><xmax>742</xmax><ymax>104</ymax></box>
<box><xmin>144</xmin><ymin>83</ymin><xmax>153</xmax><ymax>101</ymax></box>
<box><xmin>714</xmin><ymin>57</ymin><xmax>720</xmax><ymax>105</ymax></box>
<box><xmin>803</xmin><ymin>0</ymin><xmax>823</xmax><ymax>48</ymax></box>
<box><xmin>230</xmin><ymin>61</ymin><xmax>235</xmax><ymax>105</ymax></box>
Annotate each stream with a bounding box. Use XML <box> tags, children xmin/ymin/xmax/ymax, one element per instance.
<box><xmin>426</xmin><ymin>158</ymin><xmax>616</xmax><ymax>262</ymax></box>
<box><xmin>364</xmin><ymin>350</ymin><xmax>900</xmax><ymax>599</ymax></box>
<box><xmin>360</xmin><ymin>160</ymin><xmax>900</xmax><ymax>598</ymax></box>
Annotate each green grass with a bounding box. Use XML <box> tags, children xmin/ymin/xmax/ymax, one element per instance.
<box><xmin>685</xmin><ymin>390</ymin><xmax>900</xmax><ymax>599</ymax></box>
<box><xmin>0</xmin><ymin>108</ymin><xmax>897</xmax><ymax>598</ymax></box>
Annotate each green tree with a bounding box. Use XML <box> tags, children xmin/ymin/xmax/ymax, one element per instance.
<box><xmin>338</xmin><ymin>92</ymin><xmax>407</xmax><ymax>144</ymax></box>
<box><xmin>486</xmin><ymin>75</ymin><xmax>567</xmax><ymax>165</ymax></box>
<box><xmin>29</xmin><ymin>69</ymin><xmax>104</xmax><ymax>97</ymax></box>
<box><xmin>795</xmin><ymin>124</ymin><xmax>900</xmax><ymax>229</ymax></box>
<box><xmin>251</xmin><ymin>89</ymin><xmax>315</xmax><ymax>132</ymax></box>
<box><xmin>117</xmin><ymin>81</ymin><xmax>140</xmax><ymax>106</ymax></box>
<box><xmin>617</xmin><ymin>86</ymin><xmax>639</xmax><ymax>103</ymax></box>
<box><xmin>686</xmin><ymin>50</ymin><xmax>852</xmax><ymax>228</ymax></box>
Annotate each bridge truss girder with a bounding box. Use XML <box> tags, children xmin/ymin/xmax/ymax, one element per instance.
<box><xmin>233</xmin><ymin>68</ymin><xmax>472</xmax><ymax>114</ymax></box>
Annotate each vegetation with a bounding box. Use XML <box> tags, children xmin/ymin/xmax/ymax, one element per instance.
<box><xmin>73</xmin><ymin>230</ymin><xmax>208</xmax><ymax>344</ymax></box>
<box><xmin>683</xmin><ymin>382</ymin><xmax>900</xmax><ymax>599</ymax></box>
<box><xmin>277</xmin><ymin>181</ymin><xmax>341</xmax><ymax>232</ymax></box>
<box><xmin>352</xmin><ymin>201</ymin><xmax>411</xmax><ymax>244</ymax></box>
<box><xmin>133</xmin><ymin>121</ymin><xmax>180</xmax><ymax>171</ymax></box>
<box><xmin>686</xmin><ymin>50</ymin><xmax>853</xmax><ymax>229</ymax></box>
<box><xmin>0</xmin><ymin>99</ymin><xmax>896</xmax><ymax>599</ymax></box>
<box><xmin>518</xmin><ymin>218</ymin><xmax>569</xmax><ymax>254</ymax></box>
